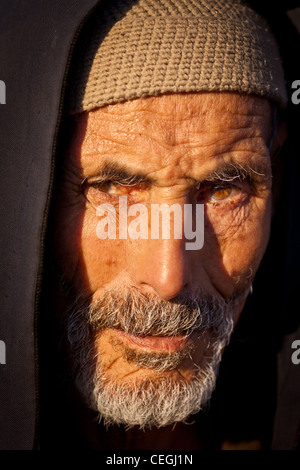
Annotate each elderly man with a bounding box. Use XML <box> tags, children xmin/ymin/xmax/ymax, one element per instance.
<box><xmin>0</xmin><ymin>0</ymin><xmax>299</xmax><ymax>451</ymax></box>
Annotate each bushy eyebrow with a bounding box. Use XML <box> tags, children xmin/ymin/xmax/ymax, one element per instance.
<box><xmin>88</xmin><ymin>158</ymin><xmax>271</xmax><ymax>187</ymax></box>
<box><xmin>204</xmin><ymin>160</ymin><xmax>271</xmax><ymax>185</ymax></box>
<box><xmin>90</xmin><ymin>161</ymin><xmax>154</xmax><ymax>186</ymax></box>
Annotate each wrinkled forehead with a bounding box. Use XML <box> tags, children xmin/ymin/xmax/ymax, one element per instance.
<box><xmin>61</xmin><ymin>92</ymin><xmax>274</xmax><ymax>183</ymax></box>
<box><xmin>85</xmin><ymin>91</ymin><xmax>273</xmax><ymax>123</ymax></box>
<box><xmin>70</xmin><ymin>92</ymin><xmax>273</xmax><ymax>148</ymax></box>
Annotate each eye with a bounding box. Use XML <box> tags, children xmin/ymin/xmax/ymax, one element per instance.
<box><xmin>196</xmin><ymin>181</ymin><xmax>245</xmax><ymax>205</ymax></box>
<box><xmin>85</xmin><ymin>180</ymin><xmax>138</xmax><ymax>197</ymax></box>
<box><xmin>82</xmin><ymin>178</ymin><xmax>150</xmax><ymax>208</ymax></box>
<box><xmin>210</xmin><ymin>184</ymin><xmax>234</xmax><ymax>201</ymax></box>
<box><xmin>90</xmin><ymin>180</ymin><xmax>125</xmax><ymax>194</ymax></box>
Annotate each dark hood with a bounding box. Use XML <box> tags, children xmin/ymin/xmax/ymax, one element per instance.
<box><xmin>0</xmin><ymin>0</ymin><xmax>100</xmax><ymax>450</ymax></box>
<box><xmin>0</xmin><ymin>0</ymin><xmax>299</xmax><ymax>450</ymax></box>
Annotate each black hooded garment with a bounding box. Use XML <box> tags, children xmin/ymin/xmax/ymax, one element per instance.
<box><xmin>0</xmin><ymin>0</ymin><xmax>300</xmax><ymax>450</ymax></box>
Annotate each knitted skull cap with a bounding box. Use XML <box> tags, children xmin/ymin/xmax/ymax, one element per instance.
<box><xmin>65</xmin><ymin>0</ymin><xmax>288</xmax><ymax>115</ymax></box>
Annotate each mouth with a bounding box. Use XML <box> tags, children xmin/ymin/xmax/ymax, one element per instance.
<box><xmin>115</xmin><ymin>329</ymin><xmax>193</xmax><ymax>353</ymax></box>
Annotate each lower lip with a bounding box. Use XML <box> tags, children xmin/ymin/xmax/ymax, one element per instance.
<box><xmin>116</xmin><ymin>330</ymin><xmax>189</xmax><ymax>352</ymax></box>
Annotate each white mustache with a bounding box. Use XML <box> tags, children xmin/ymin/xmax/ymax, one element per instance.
<box><xmin>86</xmin><ymin>288</ymin><xmax>240</xmax><ymax>338</ymax></box>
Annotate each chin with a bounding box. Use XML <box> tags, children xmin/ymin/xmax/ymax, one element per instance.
<box><xmin>71</xmin><ymin>330</ymin><xmax>225</xmax><ymax>429</ymax></box>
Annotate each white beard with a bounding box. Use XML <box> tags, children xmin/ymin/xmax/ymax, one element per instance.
<box><xmin>65</xmin><ymin>288</ymin><xmax>242</xmax><ymax>429</ymax></box>
<box><xmin>88</xmin><ymin>342</ymin><xmax>224</xmax><ymax>429</ymax></box>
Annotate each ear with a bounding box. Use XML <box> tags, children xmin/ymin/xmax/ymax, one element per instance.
<box><xmin>270</xmin><ymin>119</ymin><xmax>288</xmax><ymax>216</ymax></box>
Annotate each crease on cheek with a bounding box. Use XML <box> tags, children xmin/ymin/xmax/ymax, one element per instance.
<box><xmin>204</xmin><ymin>198</ymin><xmax>271</xmax><ymax>285</ymax></box>
<box><xmin>204</xmin><ymin>202</ymin><xmax>251</xmax><ymax>244</ymax></box>
<box><xmin>219</xmin><ymin>223</ymin><xmax>269</xmax><ymax>283</ymax></box>
<box><xmin>205</xmin><ymin>188</ymin><xmax>272</xmax><ymax>241</ymax></box>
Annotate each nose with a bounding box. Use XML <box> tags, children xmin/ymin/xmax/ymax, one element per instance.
<box><xmin>130</xmin><ymin>236</ymin><xmax>193</xmax><ymax>301</ymax></box>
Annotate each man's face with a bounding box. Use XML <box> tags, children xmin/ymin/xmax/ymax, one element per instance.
<box><xmin>53</xmin><ymin>92</ymin><xmax>274</xmax><ymax>427</ymax></box>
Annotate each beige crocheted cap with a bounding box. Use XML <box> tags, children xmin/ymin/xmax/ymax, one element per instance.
<box><xmin>65</xmin><ymin>0</ymin><xmax>287</xmax><ymax>114</ymax></box>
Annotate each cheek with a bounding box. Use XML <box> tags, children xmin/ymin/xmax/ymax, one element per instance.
<box><xmin>79</xmin><ymin>211</ymin><xmax>129</xmax><ymax>295</ymax></box>
<box><xmin>214</xmin><ymin>195</ymin><xmax>272</xmax><ymax>281</ymax></box>
<box><xmin>200</xmin><ymin>194</ymin><xmax>272</xmax><ymax>300</ymax></box>
<box><xmin>52</xmin><ymin>199</ymin><xmax>126</xmax><ymax>294</ymax></box>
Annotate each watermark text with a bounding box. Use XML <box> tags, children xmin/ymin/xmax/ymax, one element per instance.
<box><xmin>96</xmin><ymin>197</ymin><xmax>204</xmax><ymax>250</ymax></box>
<box><xmin>0</xmin><ymin>340</ymin><xmax>6</xmax><ymax>364</ymax></box>
<box><xmin>291</xmin><ymin>340</ymin><xmax>300</xmax><ymax>365</ymax></box>
<box><xmin>291</xmin><ymin>80</ymin><xmax>300</xmax><ymax>105</ymax></box>
<box><xmin>105</xmin><ymin>453</ymin><xmax>193</xmax><ymax>466</ymax></box>
<box><xmin>0</xmin><ymin>80</ymin><xmax>6</xmax><ymax>104</ymax></box>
